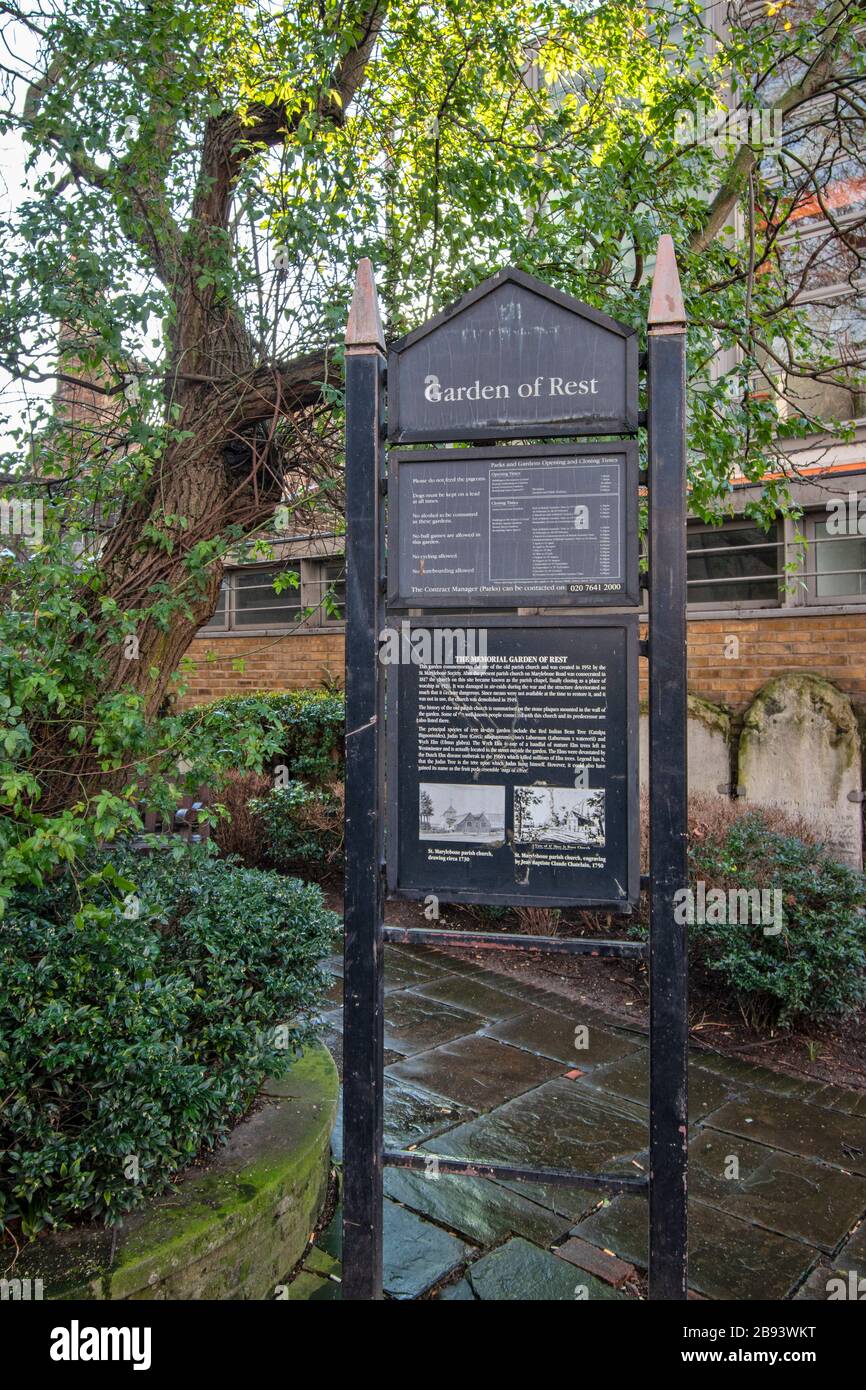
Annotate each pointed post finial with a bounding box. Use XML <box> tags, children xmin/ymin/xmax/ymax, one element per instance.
<box><xmin>648</xmin><ymin>234</ymin><xmax>686</xmax><ymax>333</ymax></box>
<box><xmin>346</xmin><ymin>258</ymin><xmax>385</xmax><ymax>353</ymax></box>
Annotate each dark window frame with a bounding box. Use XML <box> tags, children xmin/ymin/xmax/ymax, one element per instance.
<box><xmin>686</xmin><ymin>517</ymin><xmax>784</xmax><ymax>610</ymax></box>
<box><xmin>199</xmin><ymin>556</ymin><xmax>346</xmax><ymax>633</ymax></box>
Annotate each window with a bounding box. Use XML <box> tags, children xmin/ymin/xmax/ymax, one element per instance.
<box><xmin>687</xmin><ymin>520</ymin><xmax>783</xmax><ymax>607</ymax></box>
<box><xmin>201</xmin><ymin>579</ymin><xmax>229</xmax><ymax>630</ymax></box>
<box><xmin>804</xmin><ymin>513</ymin><xmax>866</xmax><ymax>602</ymax></box>
<box><xmin>198</xmin><ymin>558</ymin><xmax>345</xmax><ymax>633</ymax></box>
<box><xmin>234</xmin><ymin>566</ymin><xmax>301</xmax><ymax>626</ymax></box>
<box><xmin>305</xmin><ymin>558</ymin><xmax>346</xmax><ymax>623</ymax></box>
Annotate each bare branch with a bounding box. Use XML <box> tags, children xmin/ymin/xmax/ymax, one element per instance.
<box><xmin>690</xmin><ymin>0</ymin><xmax>854</xmax><ymax>254</ymax></box>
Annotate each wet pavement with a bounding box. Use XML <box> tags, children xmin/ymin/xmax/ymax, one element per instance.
<box><xmin>295</xmin><ymin>945</ymin><xmax>866</xmax><ymax>1300</ymax></box>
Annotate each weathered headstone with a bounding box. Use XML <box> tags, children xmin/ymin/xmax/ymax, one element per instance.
<box><xmin>738</xmin><ymin>673</ymin><xmax>863</xmax><ymax>868</ymax></box>
<box><xmin>639</xmin><ymin>695</ymin><xmax>731</xmax><ymax>798</ymax></box>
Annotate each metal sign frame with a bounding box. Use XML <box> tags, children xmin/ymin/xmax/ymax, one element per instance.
<box><xmin>386</xmin><ymin>441</ymin><xmax>640</xmax><ymax>610</ymax></box>
<box><xmin>342</xmin><ymin>242</ymin><xmax>688</xmax><ymax>1301</ymax></box>
<box><xmin>385</xmin><ymin>613</ymin><xmax>640</xmax><ymax>910</ymax></box>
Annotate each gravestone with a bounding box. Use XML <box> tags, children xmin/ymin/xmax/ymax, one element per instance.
<box><xmin>639</xmin><ymin>695</ymin><xmax>731</xmax><ymax>798</ymax></box>
<box><xmin>737</xmin><ymin>674</ymin><xmax>863</xmax><ymax>868</ymax></box>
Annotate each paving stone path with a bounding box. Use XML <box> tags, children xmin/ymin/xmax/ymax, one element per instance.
<box><xmin>290</xmin><ymin>945</ymin><xmax>866</xmax><ymax>1301</ymax></box>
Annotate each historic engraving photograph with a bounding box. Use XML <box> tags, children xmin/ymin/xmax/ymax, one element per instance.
<box><xmin>418</xmin><ymin>782</ymin><xmax>505</xmax><ymax>843</ymax></box>
<box><xmin>513</xmin><ymin>785</ymin><xmax>606</xmax><ymax>845</ymax></box>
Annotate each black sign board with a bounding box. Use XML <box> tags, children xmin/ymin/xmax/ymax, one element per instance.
<box><xmin>388</xmin><ymin>268</ymin><xmax>638</xmax><ymax>443</ymax></box>
<box><xmin>388</xmin><ymin>442</ymin><xmax>639</xmax><ymax>609</ymax></box>
<box><xmin>387</xmin><ymin>615</ymin><xmax>639</xmax><ymax>909</ymax></box>
<box><xmin>343</xmin><ymin>245</ymin><xmax>689</xmax><ymax>1302</ymax></box>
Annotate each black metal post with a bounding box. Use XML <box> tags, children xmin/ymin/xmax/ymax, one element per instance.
<box><xmin>647</xmin><ymin>235</ymin><xmax>689</xmax><ymax>1300</ymax></box>
<box><xmin>342</xmin><ymin>260</ymin><xmax>386</xmax><ymax>1300</ymax></box>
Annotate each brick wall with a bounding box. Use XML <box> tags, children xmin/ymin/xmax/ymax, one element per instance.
<box><xmin>634</xmin><ymin>611</ymin><xmax>866</xmax><ymax>715</ymax></box>
<box><xmin>681</xmin><ymin>612</ymin><xmax>866</xmax><ymax>715</ymax></box>
<box><xmin>179</xmin><ymin>612</ymin><xmax>866</xmax><ymax>721</ymax></box>
<box><xmin>179</xmin><ymin>632</ymin><xmax>345</xmax><ymax>705</ymax></box>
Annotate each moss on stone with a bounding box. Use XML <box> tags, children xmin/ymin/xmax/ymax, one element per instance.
<box><xmin>687</xmin><ymin>694</ymin><xmax>731</xmax><ymax>738</ymax></box>
<box><xmin>638</xmin><ymin>694</ymin><xmax>731</xmax><ymax>738</ymax></box>
<box><xmin>18</xmin><ymin>1043</ymin><xmax>338</xmax><ymax>1301</ymax></box>
<box><xmin>741</xmin><ymin>673</ymin><xmax>859</xmax><ymax>769</ymax></box>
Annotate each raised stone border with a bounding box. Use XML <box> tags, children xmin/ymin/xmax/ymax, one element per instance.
<box><xmin>17</xmin><ymin>1043</ymin><xmax>338</xmax><ymax>1300</ymax></box>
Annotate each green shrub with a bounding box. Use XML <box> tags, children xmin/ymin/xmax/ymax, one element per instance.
<box><xmin>181</xmin><ymin>690</ymin><xmax>344</xmax><ymax>787</ymax></box>
<box><xmin>0</xmin><ymin>846</ymin><xmax>338</xmax><ymax>1236</ymax></box>
<box><xmin>666</xmin><ymin>813</ymin><xmax>866</xmax><ymax>1028</ymax></box>
<box><xmin>250</xmin><ymin>781</ymin><xmax>344</xmax><ymax>874</ymax></box>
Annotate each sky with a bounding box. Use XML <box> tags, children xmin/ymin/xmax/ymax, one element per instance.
<box><xmin>0</xmin><ymin>19</ymin><xmax>54</xmax><ymax>458</ymax></box>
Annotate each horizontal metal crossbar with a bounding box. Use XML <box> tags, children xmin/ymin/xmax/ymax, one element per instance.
<box><xmin>382</xmin><ymin>924</ymin><xmax>647</xmax><ymax>958</ymax></box>
<box><xmin>383</xmin><ymin>1150</ymin><xmax>649</xmax><ymax>1194</ymax></box>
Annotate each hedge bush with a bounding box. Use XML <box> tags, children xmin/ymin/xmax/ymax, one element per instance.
<box><xmin>249</xmin><ymin>781</ymin><xmax>344</xmax><ymax>874</ymax></box>
<box><xmin>181</xmin><ymin>690</ymin><xmax>344</xmax><ymax>787</ymax></box>
<box><xmin>687</xmin><ymin>814</ymin><xmax>866</xmax><ymax>1027</ymax></box>
<box><xmin>0</xmin><ymin>846</ymin><xmax>338</xmax><ymax>1235</ymax></box>
<box><xmin>632</xmin><ymin>809</ymin><xmax>866</xmax><ymax>1028</ymax></box>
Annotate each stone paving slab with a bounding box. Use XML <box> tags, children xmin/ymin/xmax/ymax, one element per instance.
<box><xmin>382</xmin><ymin>991</ymin><xmax>486</xmax><ymax>1056</ymax></box>
<box><xmin>383</xmin><ymin>1076</ymin><xmax>477</xmax><ymax>1146</ymax></box>
<box><xmin>466</xmin><ymin>1236</ymin><xmax>630</xmax><ymax>1301</ymax></box>
<box><xmin>426</xmin><ymin>1077</ymin><xmax>647</xmax><ymax>1176</ymax></box>
<box><xmin>489</xmin><ymin>1178</ymin><xmax>611</xmax><ymax>1226</ymax></box>
<box><xmin>331</xmin><ymin>1077</ymin><xmax>476</xmax><ymax>1162</ymax></box>
<box><xmin>383</xmin><ymin>1167</ymin><xmax>575</xmax><ymax>1248</ymax></box>
<box><xmin>446</xmin><ymin>969</ymin><xmax>596</xmax><ymax>1010</ymax></box>
<box><xmin>577</xmin><ymin>1052</ymin><xmax>742</xmax><ymax>1123</ymax></box>
<box><xmin>412</xmin><ymin>973</ymin><xmax>531</xmax><ymax>1020</ymax></box>
<box><xmin>793</xmin><ymin>1263</ymin><xmax>862</xmax><ymax>1300</ymax></box>
<box><xmin>792</xmin><ymin>1218</ymin><xmax>866</xmax><ymax>1304</ymax></box>
<box><xmin>400</xmin><ymin>947</ymin><xmax>492</xmax><ymax>978</ymax></box>
<box><xmin>835</xmin><ymin>1219</ymin><xmax>866</xmax><ymax>1272</ymax></box>
<box><xmin>791</xmin><ymin>1220</ymin><xmax>866</xmax><ymax>1299</ymax></box>
<box><xmin>303</xmin><ymin>1243</ymin><xmax>340</xmax><ymax>1278</ymax></box>
<box><xmin>703</xmin><ymin>1093</ymin><xmax>866</xmax><ymax>1176</ymax></box>
<box><xmin>574</xmin><ymin>1195</ymin><xmax>818</xmax><ymax>1301</ymax></box>
<box><xmin>286</xmin><ymin>1270</ymin><xmax>342</xmax><ymax>1300</ymax></box>
<box><xmin>689</xmin><ymin>1128</ymin><xmax>866</xmax><ymax>1252</ymax></box>
<box><xmin>553</xmin><ymin>1235</ymin><xmax>635</xmax><ymax>1287</ymax></box>
<box><xmin>382</xmin><ymin>1198</ymin><xmax>470</xmax><ymax>1299</ymax></box>
<box><xmin>297</xmin><ymin>1201</ymin><xmax>471</xmax><ymax>1300</ymax></box>
<box><xmin>383</xmin><ymin>953</ymin><xmax>456</xmax><ymax>992</ymax></box>
<box><xmin>484</xmin><ymin>1004</ymin><xmax>643</xmax><ymax>1069</ymax></box>
<box><xmin>436</xmin><ymin>1276</ymin><xmax>476</xmax><ymax>1299</ymax></box>
<box><xmin>385</xmin><ymin>1033</ymin><xmax>562</xmax><ymax>1112</ymax></box>
<box><xmin>692</xmin><ymin>1050</ymin><xmax>866</xmax><ymax>1118</ymax></box>
<box><xmin>303</xmin><ymin>946</ymin><xmax>866</xmax><ymax>1301</ymax></box>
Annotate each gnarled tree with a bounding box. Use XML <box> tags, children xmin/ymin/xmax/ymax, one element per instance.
<box><xmin>0</xmin><ymin>0</ymin><xmax>863</xmax><ymax>896</ymax></box>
